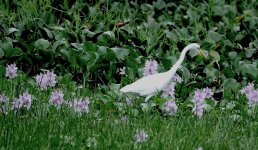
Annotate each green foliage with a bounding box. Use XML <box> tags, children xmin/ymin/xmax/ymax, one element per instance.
<box><xmin>0</xmin><ymin>1</ymin><xmax>258</xmax><ymax>148</ymax></box>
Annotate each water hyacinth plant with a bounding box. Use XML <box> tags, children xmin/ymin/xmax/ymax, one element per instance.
<box><xmin>240</xmin><ymin>83</ymin><xmax>258</xmax><ymax>107</ymax></box>
<box><xmin>134</xmin><ymin>129</ymin><xmax>148</xmax><ymax>143</ymax></box>
<box><xmin>13</xmin><ymin>92</ymin><xmax>33</xmax><ymax>110</ymax></box>
<box><xmin>68</xmin><ymin>97</ymin><xmax>90</xmax><ymax>113</ymax></box>
<box><xmin>143</xmin><ymin>59</ymin><xmax>158</xmax><ymax>76</ymax></box>
<box><xmin>6</xmin><ymin>64</ymin><xmax>18</xmax><ymax>79</ymax></box>
<box><xmin>192</xmin><ymin>88</ymin><xmax>213</xmax><ymax>117</ymax></box>
<box><xmin>35</xmin><ymin>70</ymin><xmax>57</xmax><ymax>90</ymax></box>
<box><xmin>49</xmin><ymin>90</ymin><xmax>64</xmax><ymax>107</ymax></box>
<box><xmin>164</xmin><ymin>100</ymin><xmax>178</xmax><ymax>115</ymax></box>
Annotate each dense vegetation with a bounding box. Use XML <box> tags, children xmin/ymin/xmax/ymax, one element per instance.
<box><xmin>0</xmin><ymin>0</ymin><xmax>257</xmax><ymax>149</ymax></box>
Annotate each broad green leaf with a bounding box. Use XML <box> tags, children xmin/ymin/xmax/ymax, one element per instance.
<box><xmin>103</xmin><ymin>48</ymin><xmax>116</xmax><ymax>61</ymax></box>
<box><xmin>109</xmin><ymin>83</ymin><xmax>120</xmax><ymax>91</ymax></box>
<box><xmin>207</xmin><ymin>31</ymin><xmax>222</xmax><ymax>43</ymax></box>
<box><xmin>180</xmin><ymin>66</ymin><xmax>191</xmax><ymax>82</ymax></box>
<box><xmin>87</xmin><ymin>51</ymin><xmax>99</xmax><ymax>70</ymax></box>
<box><xmin>239</xmin><ymin>63</ymin><xmax>258</xmax><ymax>79</ymax></box>
<box><xmin>52</xmin><ymin>40</ymin><xmax>66</xmax><ymax>51</ymax></box>
<box><xmin>213</xmin><ymin>6</ymin><xmax>225</xmax><ymax>16</ymax></box>
<box><xmin>228</xmin><ymin>51</ymin><xmax>238</xmax><ymax>59</ymax></box>
<box><xmin>6</xmin><ymin>28</ymin><xmax>19</xmax><ymax>35</ymax></box>
<box><xmin>110</xmin><ymin>47</ymin><xmax>130</xmax><ymax>60</ymax></box>
<box><xmin>1</xmin><ymin>42</ymin><xmax>13</xmax><ymax>50</ymax></box>
<box><xmin>42</xmin><ymin>27</ymin><xmax>53</xmax><ymax>39</ymax></box>
<box><xmin>223</xmin><ymin>78</ymin><xmax>240</xmax><ymax>91</ymax></box>
<box><xmin>127</xmin><ymin>67</ymin><xmax>137</xmax><ymax>80</ymax></box>
<box><xmin>153</xmin><ymin>0</ymin><xmax>166</xmax><ymax>10</ymax></box>
<box><xmin>159</xmin><ymin>58</ymin><xmax>172</xmax><ymax>70</ymax></box>
<box><xmin>204</xmin><ymin>67</ymin><xmax>218</xmax><ymax>82</ymax></box>
<box><xmin>210</xmin><ymin>50</ymin><xmax>220</xmax><ymax>62</ymax></box>
<box><xmin>201</xmin><ymin>41</ymin><xmax>214</xmax><ymax>49</ymax></box>
<box><xmin>222</xmin><ymin>67</ymin><xmax>235</xmax><ymax>78</ymax></box>
<box><xmin>60</xmin><ymin>49</ymin><xmax>71</xmax><ymax>60</ymax></box>
<box><xmin>84</xmin><ymin>41</ymin><xmax>97</xmax><ymax>51</ymax></box>
<box><xmin>98</xmin><ymin>46</ymin><xmax>107</xmax><ymax>55</ymax></box>
<box><xmin>245</xmin><ymin>48</ymin><xmax>256</xmax><ymax>58</ymax></box>
<box><xmin>71</xmin><ymin>43</ymin><xmax>83</xmax><ymax>50</ymax></box>
<box><xmin>34</xmin><ymin>39</ymin><xmax>50</xmax><ymax>50</ymax></box>
<box><xmin>4</xmin><ymin>48</ymin><xmax>23</xmax><ymax>57</ymax></box>
<box><xmin>126</xmin><ymin>56</ymin><xmax>138</xmax><ymax>68</ymax></box>
<box><xmin>103</xmin><ymin>31</ymin><xmax>115</xmax><ymax>39</ymax></box>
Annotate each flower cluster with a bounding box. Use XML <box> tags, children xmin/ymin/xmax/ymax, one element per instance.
<box><xmin>172</xmin><ymin>73</ymin><xmax>182</xmax><ymax>83</ymax></box>
<box><xmin>162</xmin><ymin>82</ymin><xmax>175</xmax><ymax>98</ymax></box>
<box><xmin>35</xmin><ymin>70</ymin><xmax>57</xmax><ymax>90</ymax></box>
<box><xmin>143</xmin><ymin>59</ymin><xmax>158</xmax><ymax>76</ymax></box>
<box><xmin>13</xmin><ymin>92</ymin><xmax>32</xmax><ymax>110</ymax></box>
<box><xmin>164</xmin><ymin>100</ymin><xmax>178</xmax><ymax>115</ymax></box>
<box><xmin>240</xmin><ymin>83</ymin><xmax>258</xmax><ymax>106</ymax></box>
<box><xmin>6</xmin><ymin>63</ymin><xmax>18</xmax><ymax>79</ymax></box>
<box><xmin>68</xmin><ymin>97</ymin><xmax>90</xmax><ymax>113</ymax></box>
<box><xmin>0</xmin><ymin>94</ymin><xmax>9</xmax><ymax>103</ymax></box>
<box><xmin>134</xmin><ymin>129</ymin><xmax>148</xmax><ymax>143</ymax></box>
<box><xmin>0</xmin><ymin>94</ymin><xmax>9</xmax><ymax>114</ymax></box>
<box><xmin>192</xmin><ymin>87</ymin><xmax>213</xmax><ymax>118</ymax></box>
<box><xmin>49</xmin><ymin>90</ymin><xmax>64</xmax><ymax>107</ymax></box>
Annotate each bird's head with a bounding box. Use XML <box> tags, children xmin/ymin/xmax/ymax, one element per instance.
<box><xmin>188</xmin><ymin>43</ymin><xmax>200</xmax><ymax>51</ymax></box>
<box><xmin>188</xmin><ymin>43</ymin><xmax>207</xmax><ymax>58</ymax></box>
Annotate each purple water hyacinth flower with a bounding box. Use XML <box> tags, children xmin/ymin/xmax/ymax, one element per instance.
<box><xmin>240</xmin><ymin>83</ymin><xmax>254</xmax><ymax>95</ymax></box>
<box><xmin>12</xmin><ymin>92</ymin><xmax>32</xmax><ymax>110</ymax></box>
<box><xmin>134</xmin><ymin>129</ymin><xmax>148</xmax><ymax>143</ymax></box>
<box><xmin>164</xmin><ymin>100</ymin><xmax>178</xmax><ymax>115</ymax></box>
<box><xmin>49</xmin><ymin>90</ymin><xmax>64</xmax><ymax>107</ymax></box>
<box><xmin>46</xmin><ymin>70</ymin><xmax>57</xmax><ymax>87</ymax></box>
<box><xmin>193</xmin><ymin>89</ymin><xmax>206</xmax><ymax>103</ymax></box>
<box><xmin>119</xmin><ymin>67</ymin><xmax>126</xmax><ymax>75</ymax></box>
<box><xmin>13</xmin><ymin>98</ymin><xmax>23</xmax><ymax>110</ymax></box>
<box><xmin>6</xmin><ymin>63</ymin><xmax>18</xmax><ymax>79</ymax></box>
<box><xmin>19</xmin><ymin>92</ymin><xmax>32</xmax><ymax>109</ymax></box>
<box><xmin>192</xmin><ymin>104</ymin><xmax>204</xmax><ymax>117</ymax></box>
<box><xmin>202</xmin><ymin>87</ymin><xmax>213</xmax><ymax>99</ymax></box>
<box><xmin>162</xmin><ymin>82</ymin><xmax>175</xmax><ymax>98</ymax></box>
<box><xmin>172</xmin><ymin>73</ymin><xmax>182</xmax><ymax>83</ymax></box>
<box><xmin>35</xmin><ymin>70</ymin><xmax>57</xmax><ymax>90</ymax></box>
<box><xmin>143</xmin><ymin>59</ymin><xmax>158</xmax><ymax>76</ymax></box>
<box><xmin>0</xmin><ymin>94</ymin><xmax>9</xmax><ymax>103</ymax></box>
<box><xmin>240</xmin><ymin>83</ymin><xmax>258</xmax><ymax>107</ymax></box>
<box><xmin>35</xmin><ymin>73</ymin><xmax>48</xmax><ymax>90</ymax></box>
<box><xmin>246</xmin><ymin>90</ymin><xmax>258</xmax><ymax>106</ymax></box>
<box><xmin>76</xmin><ymin>97</ymin><xmax>90</xmax><ymax>113</ymax></box>
<box><xmin>192</xmin><ymin>88</ymin><xmax>213</xmax><ymax>118</ymax></box>
<box><xmin>69</xmin><ymin>97</ymin><xmax>90</xmax><ymax>113</ymax></box>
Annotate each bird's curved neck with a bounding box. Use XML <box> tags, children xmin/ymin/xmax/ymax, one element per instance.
<box><xmin>168</xmin><ymin>46</ymin><xmax>191</xmax><ymax>77</ymax></box>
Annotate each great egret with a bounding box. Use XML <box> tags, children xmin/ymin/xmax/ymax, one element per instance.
<box><xmin>120</xmin><ymin>43</ymin><xmax>204</xmax><ymax>102</ymax></box>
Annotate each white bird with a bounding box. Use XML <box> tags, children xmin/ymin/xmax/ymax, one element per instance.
<box><xmin>120</xmin><ymin>43</ymin><xmax>204</xmax><ymax>102</ymax></box>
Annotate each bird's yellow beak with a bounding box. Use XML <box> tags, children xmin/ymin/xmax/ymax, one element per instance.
<box><xmin>198</xmin><ymin>49</ymin><xmax>208</xmax><ymax>59</ymax></box>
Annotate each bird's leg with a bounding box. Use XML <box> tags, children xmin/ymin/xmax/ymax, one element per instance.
<box><xmin>144</xmin><ymin>94</ymin><xmax>154</xmax><ymax>102</ymax></box>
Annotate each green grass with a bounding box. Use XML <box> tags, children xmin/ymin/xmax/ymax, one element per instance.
<box><xmin>0</xmin><ymin>75</ymin><xmax>257</xmax><ymax>149</ymax></box>
<box><xmin>1</xmin><ymin>106</ymin><xmax>258</xmax><ymax>149</ymax></box>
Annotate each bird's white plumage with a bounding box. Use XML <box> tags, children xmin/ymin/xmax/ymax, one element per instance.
<box><xmin>120</xmin><ymin>43</ymin><xmax>201</xmax><ymax>102</ymax></box>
